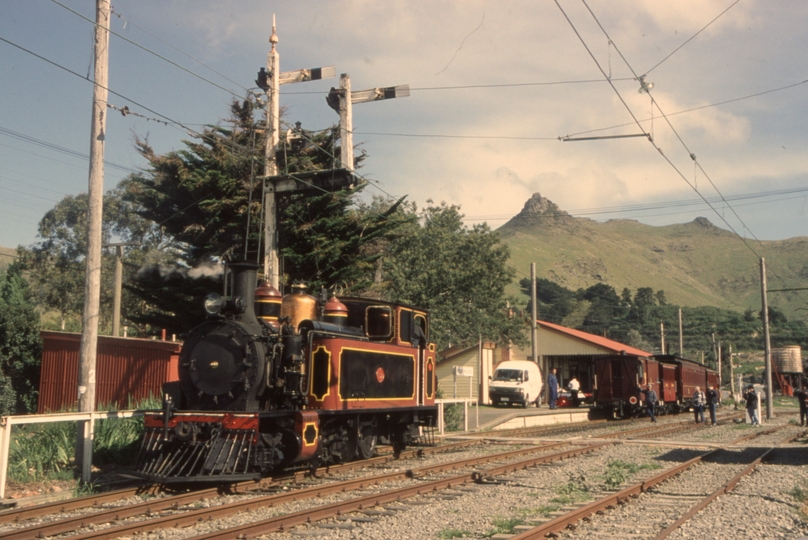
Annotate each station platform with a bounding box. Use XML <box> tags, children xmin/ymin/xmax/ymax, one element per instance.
<box><xmin>469</xmin><ymin>404</ymin><xmax>593</xmax><ymax>432</ymax></box>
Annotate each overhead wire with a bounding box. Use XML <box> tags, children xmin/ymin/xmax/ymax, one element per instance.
<box><xmin>48</xmin><ymin>0</ymin><xmax>248</xmax><ymax>99</ymax></box>
<box><xmin>642</xmin><ymin>0</ymin><xmax>742</xmax><ymax>76</ymax></box>
<box><xmin>565</xmin><ymin>0</ymin><xmax>806</xmax><ymax>304</ymax></box>
<box><xmin>553</xmin><ymin>1</ymin><xmax>759</xmax><ymax>258</ymax></box>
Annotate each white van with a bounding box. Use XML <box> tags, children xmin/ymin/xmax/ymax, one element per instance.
<box><xmin>489</xmin><ymin>360</ymin><xmax>543</xmax><ymax>408</ymax></box>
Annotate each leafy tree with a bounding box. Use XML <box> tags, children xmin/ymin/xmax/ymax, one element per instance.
<box><xmin>384</xmin><ymin>201</ymin><xmax>526</xmax><ymax>350</ymax></box>
<box><xmin>579</xmin><ymin>283</ymin><xmax>624</xmax><ymax>335</ymax></box>
<box><xmin>518</xmin><ymin>277</ymin><xmax>578</xmax><ymax>324</ymax></box>
<box><xmin>116</xmin><ymin>98</ymin><xmax>409</xmax><ymax>332</ymax></box>
<box><xmin>0</xmin><ymin>265</ymin><xmax>42</xmax><ymax>414</ymax></box>
<box><xmin>634</xmin><ymin>287</ymin><xmax>656</xmax><ymax>323</ymax></box>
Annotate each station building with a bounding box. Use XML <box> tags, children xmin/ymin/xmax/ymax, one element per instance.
<box><xmin>436</xmin><ymin>320</ymin><xmax>651</xmax><ymax>405</ymax></box>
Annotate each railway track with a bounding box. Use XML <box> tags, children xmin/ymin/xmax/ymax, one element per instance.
<box><xmin>0</xmin><ymin>440</ymin><xmax>607</xmax><ymax>539</ymax></box>
<box><xmin>2</xmin><ymin>413</ymin><xmax>800</xmax><ymax>539</ymax></box>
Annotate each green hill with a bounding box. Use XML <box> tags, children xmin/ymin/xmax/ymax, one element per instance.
<box><xmin>0</xmin><ymin>246</ymin><xmax>15</xmax><ymax>271</ymax></box>
<box><xmin>498</xmin><ymin>193</ymin><xmax>808</xmax><ymax>319</ymax></box>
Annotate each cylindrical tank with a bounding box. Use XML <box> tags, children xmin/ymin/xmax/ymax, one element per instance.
<box><xmin>254</xmin><ymin>281</ymin><xmax>282</xmax><ymax>329</ymax></box>
<box><xmin>772</xmin><ymin>345</ymin><xmax>802</xmax><ymax>374</ymax></box>
<box><xmin>281</xmin><ymin>283</ymin><xmax>317</xmax><ymax>331</ymax></box>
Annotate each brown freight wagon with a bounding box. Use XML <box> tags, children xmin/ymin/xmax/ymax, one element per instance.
<box><xmin>38</xmin><ymin>331</ymin><xmax>181</xmax><ymax>413</ymax></box>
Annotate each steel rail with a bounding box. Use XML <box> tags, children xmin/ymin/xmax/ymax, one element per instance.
<box><xmin>653</xmin><ymin>447</ymin><xmax>774</xmax><ymax>539</ymax></box>
<box><xmin>654</xmin><ymin>428</ymin><xmax>808</xmax><ymax>539</ymax></box>
<box><xmin>508</xmin><ymin>428</ymin><xmax>804</xmax><ymax>540</ymax></box>
<box><xmin>185</xmin><ymin>442</ymin><xmax>612</xmax><ymax>540</ymax></box>
<box><xmin>0</xmin><ymin>440</ymin><xmax>482</xmax><ymax>538</ymax></box>
<box><xmin>1</xmin><ymin>442</ymin><xmax>583</xmax><ymax>540</ymax></box>
<box><xmin>0</xmin><ymin>439</ymin><xmax>481</xmax><ymax>527</ymax></box>
<box><xmin>509</xmin><ymin>451</ymin><xmax>714</xmax><ymax>539</ymax></box>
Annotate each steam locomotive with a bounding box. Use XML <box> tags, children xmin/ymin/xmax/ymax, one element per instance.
<box><xmin>593</xmin><ymin>352</ymin><xmax>719</xmax><ymax>418</ymax></box>
<box><xmin>135</xmin><ymin>261</ymin><xmax>438</xmax><ymax>483</ymax></box>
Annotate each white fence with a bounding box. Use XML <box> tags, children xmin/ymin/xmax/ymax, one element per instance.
<box><xmin>435</xmin><ymin>398</ymin><xmax>479</xmax><ymax>435</ymax></box>
<box><xmin>1</xmin><ymin>402</ymin><xmax>479</xmax><ymax>500</ymax></box>
<box><xmin>0</xmin><ymin>410</ymin><xmax>144</xmax><ymax>500</ymax></box>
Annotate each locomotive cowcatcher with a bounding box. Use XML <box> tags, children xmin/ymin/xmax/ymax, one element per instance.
<box><xmin>135</xmin><ymin>261</ymin><xmax>438</xmax><ymax>483</ymax></box>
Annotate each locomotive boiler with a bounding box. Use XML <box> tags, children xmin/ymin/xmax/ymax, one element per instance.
<box><xmin>135</xmin><ymin>261</ymin><xmax>438</xmax><ymax>483</ymax></box>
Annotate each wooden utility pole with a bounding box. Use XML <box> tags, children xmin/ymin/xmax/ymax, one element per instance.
<box><xmin>660</xmin><ymin>322</ymin><xmax>665</xmax><ymax>354</ymax></box>
<box><xmin>678</xmin><ymin>307</ymin><xmax>683</xmax><ymax>356</ymax></box>
<box><xmin>530</xmin><ymin>264</ymin><xmax>540</xmax><ymax>404</ymax></box>
<box><xmin>717</xmin><ymin>340</ymin><xmax>722</xmax><ymax>394</ymax></box>
<box><xmin>760</xmin><ymin>258</ymin><xmax>774</xmax><ymax>419</ymax></box>
<box><xmin>78</xmin><ymin>0</ymin><xmax>110</xmax><ymax>484</ymax></box>
<box><xmin>729</xmin><ymin>343</ymin><xmax>736</xmax><ymax>401</ymax></box>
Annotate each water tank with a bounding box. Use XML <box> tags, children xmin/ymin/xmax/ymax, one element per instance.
<box><xmin>772</xmin><ymin>345</ymin><xmax>802</xmax><ymax>374</ymax></box>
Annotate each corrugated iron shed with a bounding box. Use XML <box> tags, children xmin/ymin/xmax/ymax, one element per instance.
<box><xmin>38</xmin><ymin>331</ymin><xmax>181</xmax><ymax>413</ymax></box>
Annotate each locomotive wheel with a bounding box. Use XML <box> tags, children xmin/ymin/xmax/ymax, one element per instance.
<box><xmin>358</xmin><ymin>431</ymin><xmax>377</xmax><ymax>460</ymax></box>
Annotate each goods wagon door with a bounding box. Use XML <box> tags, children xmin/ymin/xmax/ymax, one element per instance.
<box><xmin>660</xmin><ymin>364</ymin><xmax>677</xmax><ymax>403</ymax></box>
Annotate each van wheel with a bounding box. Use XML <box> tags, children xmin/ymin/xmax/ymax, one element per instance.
<box><xmin>492</xmin><ymin>400</ymin><xmax>499</xmax><ymax>408</ymax></box>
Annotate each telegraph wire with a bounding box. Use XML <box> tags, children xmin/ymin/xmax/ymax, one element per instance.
<box><xmin>643</xmin><ymin>0</ymin><xmax>742</xmax><ymax>76</ymax></box>
<box><xmin>571</xmin><ymin>0</ymin><xmax>806</xmax><ymax>303</ymax></box>
<box><xmin>48</xmin><ymin>0</ymin><xmax>248</xmax><ymax>100</ymax></box>
<box><xmin>284</xmin><ymin>78</ymin><xmax>636</xmax><ymax>95</ymax></box>
<box><xmin>553</xmin><ymin>1</ymin><xmax>760</xmax><ymax>265</ymax></box>
<box><xmin>0</xmin><ymin>125</ymin><xmax>137</xmax><ymax>174</ymax></box>
<box><xmin>108</xmin><ymin>7</ymin><xmax>247</xmax><ymax>92</ymax></box>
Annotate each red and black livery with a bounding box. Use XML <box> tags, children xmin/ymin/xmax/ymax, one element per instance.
<box><xmin>135</xmin><ymin>261</ymin><xmax>437</xmax><ymax>484</ymax></box>
<box><xmin>593</xmin><ymin>352</ymin><xmax>717</xmax><ymax>418</ymax></box>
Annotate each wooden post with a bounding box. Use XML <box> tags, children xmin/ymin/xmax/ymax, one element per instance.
<box><xmin>262</xmin><ymin>17</ymin><xmax>280</xmax><ymax>289</ymax></box>
<box><xmin>760</xmin><ymin>258</ymin><xmax>773</xmax><ymax>419</ymax></box>
<box><xmin>78</xmin><ymin>0</ymin><xmax>110</xmax><ymax>484</ymax></box>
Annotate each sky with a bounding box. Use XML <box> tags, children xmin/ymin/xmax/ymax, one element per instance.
<box><xmin>2</xmin><ymin>0</ymin><xmax>808</xmax><ymax>254</ymax></box>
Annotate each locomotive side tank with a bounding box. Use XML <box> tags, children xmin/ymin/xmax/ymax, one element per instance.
<box><xmin>135</xmin><ymin>261</ymin><xmax>437</xmax><ymax>483</ymax></box>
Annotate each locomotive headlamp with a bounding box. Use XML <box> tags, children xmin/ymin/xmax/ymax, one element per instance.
<box><xmin>204</xmin><ymin>293</ymin><xmax>224</xmax><ymax>315</ymax></box>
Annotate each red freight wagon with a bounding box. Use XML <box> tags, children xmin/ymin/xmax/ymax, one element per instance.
<box><xmin>38</xmin><ymin>331</ymin><xmax>181</xmax><ymax>413</ymax></box>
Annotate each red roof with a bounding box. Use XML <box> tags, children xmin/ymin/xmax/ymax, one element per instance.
<box><xmin>538</xmin><ymin>320</ymin><xmax>652</xmax><ymax>357</ymax></box>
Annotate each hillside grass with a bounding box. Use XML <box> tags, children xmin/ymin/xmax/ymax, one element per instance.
<box><xmin>0</xmin><ymin>246</ymin><xmax>16</xmax><ymax>271</ymax></box>
<box><xmin>498</xmin><ymin>217</ymin><xmax>808</xmax><ymax>320</ymax></box>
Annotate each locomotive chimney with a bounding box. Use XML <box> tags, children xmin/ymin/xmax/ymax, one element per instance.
<box><xmin>228</xmin><ymin>260</ymin><xmax>261</xmax><ymax>328</ymax></box>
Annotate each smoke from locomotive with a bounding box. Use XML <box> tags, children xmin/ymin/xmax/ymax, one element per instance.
<box><xmin>135</xmin><ymin>261</ymin><xmax>438</xmax><ymax>483</ymax></box>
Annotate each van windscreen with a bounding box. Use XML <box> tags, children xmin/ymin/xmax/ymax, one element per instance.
<box><xmin>493</xmin><ymin>369</ymin><xmax>523</xmax><ymax>382</ymax></box>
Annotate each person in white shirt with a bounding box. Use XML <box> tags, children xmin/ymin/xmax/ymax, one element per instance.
<box><xmin>692</xmin><ymin>387</ymin><xmax>705</xmax><ymax>423</ymax></box>
<box><xmin>568</xmin><ymin>377</ymin><xmax>581</xmax><ymax>407</ymax></box>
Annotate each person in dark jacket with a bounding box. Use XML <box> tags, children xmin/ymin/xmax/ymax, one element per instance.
<box><xmin>743</xmin><ymin>385</ymin><xmax>759</xmax><ymax>426</ymax></box>
<box><xmin>706</xmin><ymin>385</ymin><xmax>719</xmax><ymax>425</ymax></box>
<box><xmin>639</xmin><ymin>384</ymin><xmax>658</xmax><ymax>423</ymax></box>
<box><xmin>796</xmin><ymin>383</ymin><xmax>808</xmax><ymax>426</ymax></box>
<box><xmin>547</xmin><ymin>368</ymin><xmax>559</xmax><ymax>410</ymax></box>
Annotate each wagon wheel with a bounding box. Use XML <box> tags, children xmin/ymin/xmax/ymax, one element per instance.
<box><xmin>358</xmin><ymin>429</ymin><xmax>377</xmax><ymax>460</ymax></box>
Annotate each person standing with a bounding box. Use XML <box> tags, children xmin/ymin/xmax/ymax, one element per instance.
<box><xmin>706</xmin><ymin>384</ymin><xmax>719</xmax><ymax>426</ymax></box>
<box><xmin>743</xmin><ymin>385</ymin><xmax>760</xmax><ymax>426</ymax></box>
<box><xmin>796</xmin><ymin>383</ymin><xmax>808</xmax><ymax>427</ymax></box>
<box><xmin>639</xmin><ymin>383</ymin><xmax>658</xmax><ymax>423</ymax></box>
<box><xmin>568</xmin><ymin>376</ymin><xmax>580</xmax><ymax>407</ymax></box>
<box><xmin>547</xmin><ymin>368</ymin><xmax>559</xmax><ymax>410</ymax></box>
<box><xmin>692</xmin><ymin>386</ymin><xmax>706</xmax><ymax>424</ymax></box>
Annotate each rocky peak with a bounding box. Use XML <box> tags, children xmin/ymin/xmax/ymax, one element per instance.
<box><xmin>504</xmin><ymin>193</ymin><xmax>577</xmax><ymax>228</ymax></box>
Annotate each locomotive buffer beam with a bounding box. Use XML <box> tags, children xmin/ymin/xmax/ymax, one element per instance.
<box><xmin>262</xmin><ymin>169</ymin><xmax>357</xmax><ymax>195</ymax></box>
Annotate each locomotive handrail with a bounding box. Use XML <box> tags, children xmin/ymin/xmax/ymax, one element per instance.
<box><xmin>0</xmin><ymin>409</ymin><xmax>146</xmax><ymax>500</ymax></box>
